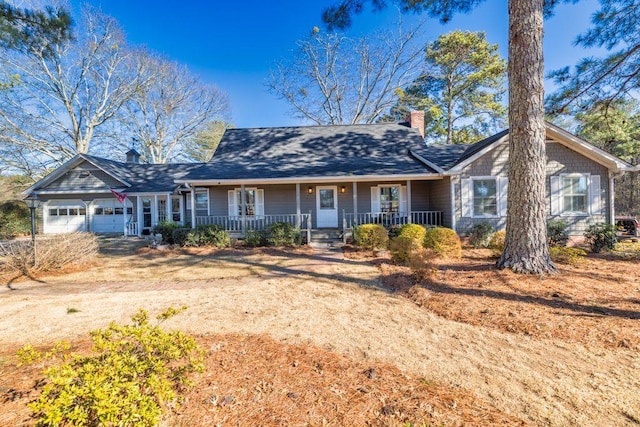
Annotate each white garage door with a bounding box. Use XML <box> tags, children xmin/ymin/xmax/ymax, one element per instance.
<box><xmin>92</xmin><ymin>199</ymin><xmax>133</xmax><ymax>233</ymax></box>
<box><xmin>44</xmin><ymin>200</ymin><xmax>87</xmax><ymax>234</ymax></box>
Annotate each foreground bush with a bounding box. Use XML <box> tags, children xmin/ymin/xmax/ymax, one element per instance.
<box><xmin>549</xmin><ymin>247</ymin><xmax>587</xmax><ymax>265</ymax></box>
<box><xmin>353</xmin><ymin>224</ymin><xmax>388</xmax><ymax>250</ymax></box>
<box><xmin>488</xmin><ymin>231</ymin><xmax>506</xmax><ymax>256</ymax></box>
<box><xmin>389</xmin><ymin>236</ymin><xmax>421</xmax><ymax>264</ymax></box>
<box><xmin>172</xmin><ymin>225</ymin><xmax>231</xmax><ymax>248</ymax></box>
<box><xmin>0</xmin><ymin>233</ymin><xmax>98</xmax><ymax>275</ymax></box>
<box><xmin>19</xmin><ymin>307</ymin><xmax>204</xmax><ymax>427</ymax></box>
<box><xmin>423</xmin><ymin>227</ymin><xmax>462</xmax><ymax>259</ymax></box>
<box><xmin>467</xmin><ymin>222</ymin><xmax>494</xmax><ymax>248</ymax></box>
<box><xmin>244</xmin><ymin>229</ymin><xmax>268</xmax><ymax>247</ymax></box>
<box><xmin>547</xmin><ymin>219</ymin><xmax>569</xmax><ymax>247</ymax></box>
<box><xmin>408</xmin><ymin>248</ymin><xmax>437</xmax><ymax>281</ymax></box>
<box><xmin>0</xmin><ymin>200</ymin><xmax>30</xmax><ymax>240</ymax></box>
<box><xmin>584</xmin><ymin>223</ymin><xmax>617</xmax><ymax>253</ymax></box>
<box><xmin>265</xmin><ymin>222</ymin><xmax>301</xmax><ymax>246</ymax></box>
<box><xmin>398</xmin><ymin>223</ymin><xmax>427</xmax><ymax>244</ymax></box>
<box><xmin>152</xmin><ymin>221</ymin><xmax>181</xmax><ymax>244</ymax></box>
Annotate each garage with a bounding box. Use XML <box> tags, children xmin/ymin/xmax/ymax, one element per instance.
<box><xmin>44</xmin><ymin>200</ymin><xmax>87</xmax><ymax>234</ymax></box>
<box><xmin>91</xmin><ymin>198</ymin><xmax>133</xmax><ymax>233</ymax></box>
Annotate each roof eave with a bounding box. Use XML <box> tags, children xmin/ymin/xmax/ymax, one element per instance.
<box><xmin>176</xmin><ymin>173</ymin><xmax>444</xmax><ymax>186</ymax></box>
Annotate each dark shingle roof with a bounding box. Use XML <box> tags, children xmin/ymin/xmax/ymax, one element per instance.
<box><xmin>413</xmin><ymin>129</ymin><xmax>509</xmax><ymax>170</ymax></box>
<box><xmin>181</xmin><ymin>123</ymin><xmax>438</xmax><ymax>181</ymax></box>
<box><xmin>82</xmin><ymin>155</ymin><xmax>201</xmax><ymax>192</ymax></box>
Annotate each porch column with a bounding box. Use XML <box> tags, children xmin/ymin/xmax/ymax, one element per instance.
<box><xmin>295</xmin><ymin>183</ymin><xmax>301</xmax><ymax>228</ymax></box>
<box><xmin>153</xmin><ymin>195</ymin><xmax>158</xmax><ymax>227</ymax></box>
<box><xmin>166</xmin><ymin>193</ymin><xmax>172</xmax><ymax>223</ymax></box>
<box><xmin>406</xmin><ymin>180</ymin><xmax>412</xmax><ymax>223</ymax></box>
<box><xmin>241</xmin><ymin>184</ymin><xmax>246</xmax><ymax>235</ymax></box>
<box><xmin>137</xmin><ymin>196</ymin><xmax>143</xmax><ymax>236</ymax></box>
<box><xmin>609</xmin><ymin>171</ymin><xmax>616</xmax><ymax>225</ymax></box>
<box><xmin>352</xmin><ymin>182</ymin><xmax>358</xmax><ymax>218</ymax></box>
<box><xmin>190</xmin><ymin>188</ymin><xmax>196</xmax><ymax>228</ymax></box>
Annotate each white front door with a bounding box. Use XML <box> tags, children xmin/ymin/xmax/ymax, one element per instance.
<box><xmin>316</xmin><ymin>186</ymin><xmax>338</xmax><ymax>228</ymax></box>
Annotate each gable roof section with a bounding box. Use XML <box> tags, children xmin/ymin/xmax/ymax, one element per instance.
<box><xmin>179</xmin><ymin>123</ymin><xmax>438</xmax><ymax>183</ymax></box>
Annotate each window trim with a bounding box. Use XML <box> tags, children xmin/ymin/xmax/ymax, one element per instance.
<box><xmin>559</xmin><ymin>173</ymin><xmax>589</xmax><ymax>216</ymax></box>
<box><xmin>230</xmin><ymin>187</ymin><xmax>264</xmax><ymax>217</ymax></box>
<box><xmin>186</xmin><ymin>188</ymin><xmax>210</xmax><ymax>216</ymax></box>
<box><xmin>471</xmin><ymin>176</ymin><xmax>499</xmax><ymax>218</ymax></box>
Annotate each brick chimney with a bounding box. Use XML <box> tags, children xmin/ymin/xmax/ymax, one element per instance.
<box><xmin>407</xmin><ymin>110</ymin><xmax>425</xmax><ymax>138</ymax></box>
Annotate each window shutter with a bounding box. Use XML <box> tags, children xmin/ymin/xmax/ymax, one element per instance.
<box><xmin>256</xmin><ymin>189</ymin><xmax>265</xmax><ymax>216</ymax></box>
<box><xmin>227</xmin><ymin>190</ymin><xmax>237</xmax><ymax>217</ymax></box>
<box><xmin>400</xmin><ymin>186</ymin><xmax>408</xmax><ymax>215</ymax></box>
<box><xmin>589</xmin><ymin>175</ymin><xmax>601</xmax><ymax>215</ymax></box>
<box><xmin>498</xmin><ymin>177</ymin><xmax>508</xmax><ymax>217</ymax></box>
<box><xmin>550</xmin><ymin>176</ymin><xmax>561</xmax><ymax>215</ymax></box>
<box><xmin>370</xmin><ymin>186</ymin><xmax>380</xmax><ymax>213</ymax></box>
<box><xmin>461</xmin><ymin>179</ymin><xmax>471</xmax><ymax>218</ymax></box>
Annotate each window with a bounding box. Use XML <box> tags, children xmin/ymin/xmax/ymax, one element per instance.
<box><xmin>562</xmin><ymin>176</ymin><xmax>587</xmax><ymax>213</ymax></box>
<box><xmin>49</xmin><ymin>209</ymin><xmax>58</xmax><ymax>216</ymax></box>
<box><xmin>473</xmin><ymin>179</ymin><xmax>498</xmax><ymax>217</ymax></box>
<box><xmin>228</xmin><ymin>188</ymin><xmax>264</xmax><ymax>217</ymax></box>
<box><xmin>186</xmin><ymin>189</ymin><xmax>209</xmax><ymax>214</ymax></box>
<box><xmin>319</xmin><ymin>189</ymin><xmax>335</xmax><ymax>210</ymax></box>
<box><xmin>171</xmin><ymin>197</ymin><xmax>181</xmax><ymax>222</ymax></box>
<box><xmin>94</xmin><ymin>207</ymin><xmax>103</xmax><ymax>215</ymax></box>
<box><xmin>380</xmin><ymin>186</ymin><xmax>400</xmax><ymax>213</ymax></box>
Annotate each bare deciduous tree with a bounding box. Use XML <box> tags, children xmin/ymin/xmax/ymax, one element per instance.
<box><xmin>0</xmin><ymin>6</ymin><xmax>145</xmax><ymax>176</ymax></box>
<box><xmin>268</xmin><ymin>22</ymin><xmax>423</xmax><ymax>125</ymax></box>
<box><xmin>119</xmin><ymin>52</ymin><xmax>230</xmax><ymax>164</ymax></box>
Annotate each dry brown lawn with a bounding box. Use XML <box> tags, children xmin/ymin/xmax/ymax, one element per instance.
<box><xmin>1</xmin><ymin>238</ymin><xmax>639</xmax><ymax>426</ymax></box>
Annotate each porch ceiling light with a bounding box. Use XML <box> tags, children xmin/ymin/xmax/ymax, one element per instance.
<box><xmin>340</xmin><ymin>186</ymin><xmax>346</xmax><ymax>193</ymax></box>
<box><xmin>307</xmin><ymin>186</ymin><xmax>313</xmax><ymax>194</ymax></box>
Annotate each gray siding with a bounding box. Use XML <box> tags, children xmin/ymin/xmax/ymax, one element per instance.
<box><xmin>453</xmin><ymin>140</ymin><xmax>611</xmax><ymax>235</ymax></box>
<box><xmin>43</xmin><ymin>162</ymin><xmax>124</xmax><ymax>191</ymax></box>
<box><xmin>428</xmin><ymin>177</ymin><xmax>452</xmax><ymax>227</ymax></box>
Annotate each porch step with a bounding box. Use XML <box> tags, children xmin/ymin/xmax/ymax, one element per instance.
<box><xmin>309</xmin><ymin>229</ymin><xmax>344</xmax><ymax>249</ymax></box>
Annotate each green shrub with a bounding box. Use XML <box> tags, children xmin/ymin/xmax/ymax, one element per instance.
<box><xmin>353</xmin><ymin>224</ymin><xmax>389</xmax><ymax>250</ymax></box>
<box><xmin>423</xmin><ymin>227</ymin><xmax>462</xmax><ymax>259</ymax></box>
<box><xmin>389</xmin><ymin>236</ymin><xmax>421</xmax><ymax>264</ymax></box>
<box><xmin>0</xmin><ymin>200</ymin><xmax>30</xmax><ymax>240</ymax></box>
<box><xmin>398</xmin><ymin>223</ymin><xmax>427</xmax><ymax>244</ymax></box>
<box><xmin>20</xmin><ymin>307</ymin><xmax>204</xmax><ymax>427</ymax></box>
<box><xmin>152</xmin><ymin>221</ymin><xmax>180</xmax><ymax>244</ymax></box>
<box><xmin>547</xmin><ymin>219</ymin><xmax>569</xmax><ymax>247</ymax></box>
<box><xmin>172</xmin><ymin>227</ymin><xmax>194</xmax><ymax>247</ymax></box>
<box><xmin>196</xmin><ymin>224</ymin><xmax>231</xmax><ymax>248</ymax></box>
<box><xmin>244</xmin><ymin>229</ymin><xmax>268</xmax><ymax>247</ymax></box>
<box><xmin>407</xmin><ymin>248</ymin><xmax>437</xmax><ymax>281</ymax></box>
<box><xmin>467</xmin><ymin>222</ymin><xmax>494</xmax><ymax>248</ymax></box>
<box><xmin>584</xmin><ymin>222</ymin><xmax>618</xmax><ymax>253</ymax></box>
<box><xmin>549</xmin><ymin>246</ymin><xmax>587</xmax><ymax>265</ymax></box>
<box><xmin>265</xmin><ymin>222</ymin><xmax>300</xmax><ymax>246</ymax></box>
<box><xmin>488</xmin><ymin>230</ymin><xmax>506</xmax><ymax>256</ymax></box>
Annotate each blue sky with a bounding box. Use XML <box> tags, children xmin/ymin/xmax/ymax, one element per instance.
<box><xmin>73</xmin><ymin>0</ymin><xmax>602</xmax><ymax>128</ymax></box>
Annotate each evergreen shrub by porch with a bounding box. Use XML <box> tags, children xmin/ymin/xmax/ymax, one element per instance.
<box><xmin>19</xmin><ymin>307</ymin><xmax>204</xmax><ymax>427</ymax></box>
<box><xmin>467</xmin><ymin>222</ymin><xmax>494</xmax><ymax>248</ymax></box>
<box><xmin>0</xmin><ymin>200</ymin><xmax>30</xmax><ymax>240</ymax></box>
<box><xmin>197</xmin><ymin>224</ymin><xmax>231</xmax><ymax>248</ymax></box>
<box><xmin>547</xmin><ymin>219</ymin><xmax>569</xmax><ymax>247</ymax></box>
<box><xmin>266</xmin><ymin>222</ymin><xmax>301</xmax><ymax>246</ymax></box>
<box><xmin>353</xmin><ymin>224</ymin><xmax>388</xmax><ymax>250</ymax></box>
<box><xmin>423</xmin><ymin>227</ymin><xmax>462</xmax><ymax>259</ymax></box>
<box><xmin>244</xmin><ymin>229</ymin><xmax>268</xmax><ymax>247</ymax></box>
<box><xmin>584</xmin><ymin>222</ymin><xmax>618</xmax><ymax>253</ymax></box>
<box><xmin>153</xmin><ymin>221</ymin><xmax>180</xmax><ymax>244</ymax></box>
<box><xmin>398</xmin><ymin>223</ymin><xmax>427</xmax><ymax>245</ymax></box>
<box><xmin>389</xmin><ymin>236</ymin><xmax>421</xmax><ymax>264</ymax></box>
<box><xmin>172</xmin><ymin>227</ymin><xmax>194</xmax><ymax>247</ymax></box>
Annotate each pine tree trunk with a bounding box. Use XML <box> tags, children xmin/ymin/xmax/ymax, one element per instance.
<box><xmin>497</xmin><ymin>0</ymin><xmax>557</xmax><ymax>273</ymax></box>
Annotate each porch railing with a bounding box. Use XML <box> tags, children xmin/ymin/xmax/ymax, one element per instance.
<box><xmin>126</xmin><ymin>221</ymin><xmax>138</xmax><ymax>237</ymax></box>
<box><xmin>342</xmin><ymin>210</ymin><xmax>443</xmax><ymax>233</ymax></box>
<box><xmin>195</xmin><ymin>213</ymin><xmax>312</xmax><ymax>242</ymax></box>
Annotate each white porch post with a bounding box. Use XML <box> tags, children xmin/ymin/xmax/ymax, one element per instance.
<box><xmin>295</xmin><ymin>183</ymin><xmax>301</xmax><ymax>228</ymax></box>
<box><xmin>609</xmin><ymin>172</ymin><xmax>616</xmax><ymax>225</ymax></box>
<box><xmin>166</xmin><ymin>193</ymin><xmax>172</xmax><ymax>223</ymax></box>
<box><xmin>450</xmin><ymin>176</ymin><xmax>457</xmax><ymax>231</ymax></box>
<box><xmin>190</xmin><ymin>188</ymin><xmax>196</xmax><ymax>228</ymax></box>
<box><xmin>122</xmin><ymin>199</ymin><xmax>127</xmax><ymax>236</ymax></box>
<box><xmin>153</xmin><ymin>194</ymin><xmax>158</xmax><ymax>228</ymax></box>
<box><xmin>241</xmin><ymin>184</ymin><xmax>246</xmax><ymax>235</ymax></box>
<box><xmin>406</xmin><ymin>180</ymin><xmax>412</xmax><ymax>223</ymax></box>
<box><xmin>352</xmin><ymin>182</ymin><xmax>358</xmax><ymax>218</ymax></box>
<box><xmin>137</xmin><ymin>196</ymin><xmax>143</xmax><ymax>236</ymax></box>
